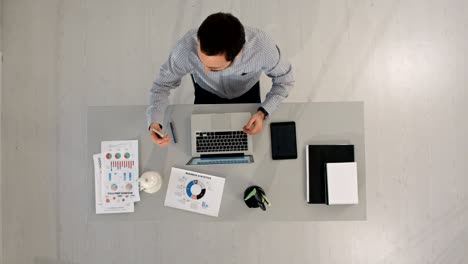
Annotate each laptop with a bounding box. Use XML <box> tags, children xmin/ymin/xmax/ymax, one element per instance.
<box><xmin>186</xmin><ymin>112</ymin><xmax>254</xmax><ymax>165</ymax></box>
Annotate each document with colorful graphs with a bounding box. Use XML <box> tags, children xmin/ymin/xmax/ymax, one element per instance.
<box><xmin>100</xmin><ymin>140</ymin><xmax>140</xmax><ymax>207</ymax></box>
<box><xmin>164</xmin><ymin>168</ymin><xmax>226</xmax><ymax>217</ymax></box>
<box><xmin>93</xmin><ymin>153</ymin><xmax>134</xmax><ymax>214</ymax></box>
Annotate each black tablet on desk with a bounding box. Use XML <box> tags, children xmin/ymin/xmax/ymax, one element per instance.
<box><xmin>270</xmin><ymin>122</ymin><xmax>297</xmax><ymax>160</ymax></box>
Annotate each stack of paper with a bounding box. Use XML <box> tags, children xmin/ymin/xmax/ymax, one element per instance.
<box><xmin>93</xmin><ymin>140</ymin><xmax>139</xmax><ymax>214</ymax></box>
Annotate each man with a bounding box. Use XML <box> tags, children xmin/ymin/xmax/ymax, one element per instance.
<box><xmin>147</xmin><ymin>12</ymin><xmax>294</xmax><ymax>146</ymax></box>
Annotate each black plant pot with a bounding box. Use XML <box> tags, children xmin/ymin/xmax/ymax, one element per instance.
<box><xmin>244</xmin><ymin>185</ymin><xmax>267</xmax><ymax>211</ymax></box>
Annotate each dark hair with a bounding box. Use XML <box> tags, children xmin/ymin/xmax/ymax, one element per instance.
<box><xmin>197</xmin><ymin>13</ymin><xmax>245</xmax><ymax>62</ymax></box>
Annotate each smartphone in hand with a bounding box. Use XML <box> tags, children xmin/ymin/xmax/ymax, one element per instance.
<box><xmin>152</xmin><ymin>128</ymin><xmax>166</xmax><ymax>139</ymax></box>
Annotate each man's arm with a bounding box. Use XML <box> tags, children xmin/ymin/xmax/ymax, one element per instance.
<box><xmin>243</xmin><ymin>34</ymin><xmax>294</xmax><ymax>135</ymax></box>
<box><xmin>145</xmin><ymin>35</ymin><xmax>192</xmax><ymax>128</ymax></box>
<box><xmin>260</xmin><ymin>36</ymin><xmax>295</xmax><ymax>116</ymax></box>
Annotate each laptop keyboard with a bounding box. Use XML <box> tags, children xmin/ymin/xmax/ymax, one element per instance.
<box><xmin>196</xmin><ymin>131</ymin><xmax>248</xmax><ymax>153</ymax></box>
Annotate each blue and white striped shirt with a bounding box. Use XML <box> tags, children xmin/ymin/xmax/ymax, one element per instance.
<box><xmin>146</xmin><ymin>26</ymin><xmax>295</xmax><ymax>127</ymax></box>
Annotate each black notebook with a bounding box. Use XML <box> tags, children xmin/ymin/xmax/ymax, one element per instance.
<box><xmin>306</xmin><ymin>145</ymin><xmax>355</xmax><ymax>204</ymax></box>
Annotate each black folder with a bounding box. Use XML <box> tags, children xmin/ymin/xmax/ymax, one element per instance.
<box><xmin>306</xmin><ymin>145</ymin><xmax>355</xmax><ymax>204</ymax></box>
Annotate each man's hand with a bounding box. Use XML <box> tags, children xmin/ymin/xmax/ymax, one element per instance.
<box><xmin>149</xmin><ymin>122</ymin><xmax>171</xmax><ymax>146</ymax></box>
<box><xmin>243</xmin><ymin>111</ymin><xmax>265</xmax><ymax>135</ymax></box>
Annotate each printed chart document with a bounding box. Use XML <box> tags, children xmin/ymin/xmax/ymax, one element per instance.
<box><xmin>93</xmin><ymin>154</ymin><xmax>134</xmax><ymax>214</ymax></box>
<box><xmin>100</xmin><ymin>140</ymin><xmax>140</xmax><ymax>207</ymax></box>
<box><xmin>164</xmin><ymin>168</ymin><xmax>226</xmax><ymax>217</ymax></box>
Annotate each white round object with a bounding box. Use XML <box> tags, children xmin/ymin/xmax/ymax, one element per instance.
<box><xmin>138</xmin><ymin>171</ymin><xmax>162</xmax><ymax>194</ymax></box>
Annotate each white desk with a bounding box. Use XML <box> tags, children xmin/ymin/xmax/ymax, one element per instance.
<box><xmin>87</xmin><ymin>102</ymin><xmax>366</xmax><ymax>221</ymax></box>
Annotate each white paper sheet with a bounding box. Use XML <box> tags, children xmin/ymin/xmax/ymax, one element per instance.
<box><xmin>93</xmin><ymin>154</ymin><xmax>134</xmax><ymax>214</ymax></box>
<box><xmin>100</xmin><ymin>140</ymin><xmax>140</xmax><ymax>207</ymax></box>
<box><xmin>326</xmin><ymin>162</ymin><xmax>359</xmax><ymax>205</ymax></box>
<box><xmin>164</xmin><ymin>168</ymin><xmax>226</xmax><ymax>217</ymax></box>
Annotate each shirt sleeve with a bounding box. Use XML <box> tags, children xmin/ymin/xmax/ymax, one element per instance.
<box><xmin>145</xmin><ymin>33</ymin><xmax>192</xmax><ymax>128</ymax></box>
<box><xmin>259</xmin><ymin>34</ymin><xmax>295</xmax><ymax>116</ymax></box>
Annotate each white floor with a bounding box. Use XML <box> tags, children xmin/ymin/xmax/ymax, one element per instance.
<box><xmin>2</xmin><ymin>0</ymin><xmax>468</xmax><ymax>263</ymax></box>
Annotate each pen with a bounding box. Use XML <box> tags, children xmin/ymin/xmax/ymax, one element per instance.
<box><xmin>170</xmin><ymin>122</ymin><xmax>177</xmax><ymax>143</ymax></box>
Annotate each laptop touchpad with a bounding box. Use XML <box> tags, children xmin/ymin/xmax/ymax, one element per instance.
<box><xmin>211</xmin><ymin>114</ymin><xmax>231</xmax><ymax>129</ymax></box>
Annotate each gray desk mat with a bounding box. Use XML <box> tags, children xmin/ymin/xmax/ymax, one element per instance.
<box><xmin>87</xmin><ymin>103</ymin><xmax>366</xmax><ymax>222</ymax></box>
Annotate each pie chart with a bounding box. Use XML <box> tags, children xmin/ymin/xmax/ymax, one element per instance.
<box><xmin>186</xmin><ymin>180</ymin><xmax>206</xmax><ymax>200</ymax></box>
